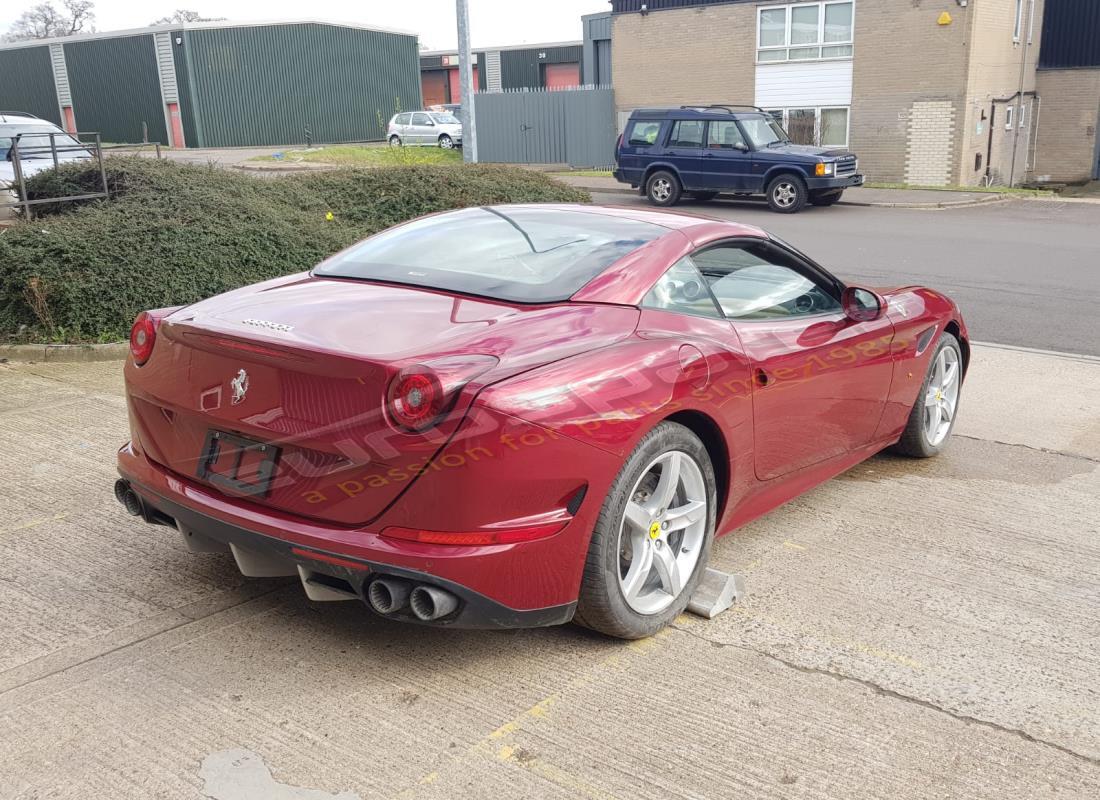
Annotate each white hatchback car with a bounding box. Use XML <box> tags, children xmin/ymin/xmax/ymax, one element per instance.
<box><xmin>2</xmin><ymin>111</ymin><xmax>92</xmax><ymax>219</ymax></box>
<box><xmin>387</xmin><ymin>111</ymin><xmax>463</xmax><ymax>149</ymax></box>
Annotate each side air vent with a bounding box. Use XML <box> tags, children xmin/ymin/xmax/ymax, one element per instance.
<box><xmin>916</xmin><ymin>325</ymin><xmax>938</xmax><ymax>355</ymax></box>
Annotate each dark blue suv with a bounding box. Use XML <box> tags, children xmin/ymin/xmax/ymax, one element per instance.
<box><xmin>614</xmin><ymin>105</ymin><xmax>863</xmax><ymax>213</ymax></box>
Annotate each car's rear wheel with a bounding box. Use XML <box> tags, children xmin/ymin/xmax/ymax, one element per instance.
<box><xmin>691</xmin><ymin>191</ymin><xmax>719</xmax><ymax>202</ymax></box>
<box><xmin>575</xmin><ymin>422</ymin><xmax>716</xmax><ymax>639</ymax></box>
<box><xmin>438</xmin><ymin>134</ymin><xmax>454</xmax><ymax>149</ymax></box>
<box><xmin>892</xmin><ymin>332</ymin><xmax>963</xmax><ymax>458</ymax></box>
<box><xmin>645</xmin><ymin>170</ymin><xmax>682</xmax><ymax>207</ymax></box>
<box><xmin>811</xmin><ymin>189</ymin><xmax>843</xmax><ymax>206</ymax></box>
<box><xmin>389</xmin><ymin>135</ymin><xmax>402</xmax><ymax>147</ymax></box>
<box><xmin>766</xmin><ymin>174</ymin><xmax>808</xmax><ymax>213</ymax></box>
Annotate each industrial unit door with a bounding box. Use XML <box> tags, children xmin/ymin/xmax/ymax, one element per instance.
<box><xmin>447</xmin><ymin>66</ymin><xmax>479</xmax><ymax>103</ymax></box>
<box><xmin>422</xmin><ymin>71</ymin><xmax>448</xmax><ymax>108</ymax></box>
<box><xmin>543</xmin><ymin>62</ymin><xmax>580</xmax><ymax>90</ymax></box>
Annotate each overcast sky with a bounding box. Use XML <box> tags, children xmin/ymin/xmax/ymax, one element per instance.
<box><xmin>0</xmin><ymin>1</ymin><xmax>610</xmax><ymax>50</ymax></box>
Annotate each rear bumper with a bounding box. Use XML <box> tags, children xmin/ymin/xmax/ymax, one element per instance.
<box><xmin>115</xmin><ymin>397</ymin><xmax>616</xmax><ymax>627</ymax></box>
<box><xmin>612</xmin><ymin>167</ymin><xmax>638</xmax><ymax>188</ymax></box>
<box><xmin>118</xmin><ymin>473</ymin><xmax>576</xmax><ymax>629</ymax></box>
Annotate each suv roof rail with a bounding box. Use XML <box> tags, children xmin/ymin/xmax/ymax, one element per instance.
<box><xmin>678</xmin><ymin>104</ymin><xmax>768</xmax><ymax>114</ymax></box>
<box><xmin>0</xmin><ymin>110</ymin><xmax>36</xmax><ymax>118</ymax></box>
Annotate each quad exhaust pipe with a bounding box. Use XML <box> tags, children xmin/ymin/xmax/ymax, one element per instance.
<box><xmin>366</xmin><ymin>577</ymin><xmax>459</xmax><ymax>621</ymax></box>
<box><xmin>409</xmin><ymin>585</ymin><xmax>459</xmax><ymax>621</ymax></box>
<box><xmin>367</xmin><ymin>577</ymin><xmax>412</xmax><ymax>615</ymax></box>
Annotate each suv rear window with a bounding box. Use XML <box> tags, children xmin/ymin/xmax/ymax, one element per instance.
<box><xmin>0</xmin><ymin>124</ymin><xmax>86</xmax><ymax>160</ymax></box>
<box><xmin>315</xmin><ymin>206</ymin><xmax>666</xmax><ymax>304</ymax></box>
<box><xmin>668</xmin><ymin>120</ymin><xmax>705</xmax><ymax>148</ymax></box>
<box><xmin>627</xmin><ymin>121</ymin><xmax>661</xmax><ymax>146</ymax></box>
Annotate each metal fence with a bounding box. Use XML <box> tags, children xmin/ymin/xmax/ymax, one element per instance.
<box><xmin>472</xmin><ymin>85</ymin><xmax>616</xmax><ymax>168</ymax></box>
<box><xmin>2</xmin><ymin>133</ymin><xmax>164</xmax><ymax>220</ymax></box>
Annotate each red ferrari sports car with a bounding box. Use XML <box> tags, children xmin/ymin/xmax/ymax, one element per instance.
<box><xmin>115</xmin><ymin>204</ymin><xmax>967</xmax><ymax>639</ymax></box>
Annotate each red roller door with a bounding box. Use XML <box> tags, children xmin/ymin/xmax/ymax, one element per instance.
<box><xmin>447</xmin><ymin>66</ymin><xmax>479</xmax><ymax>102</ymax></box>
<box><xmin>543</xmin><ymin>62</ymin><xmax>580</xmax><ymax>89</ymax></box>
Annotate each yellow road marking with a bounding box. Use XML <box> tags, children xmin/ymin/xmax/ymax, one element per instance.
<box><xmin>394</xmin><ymin>628</ymin><xmax>674</xmax><ymax>799</ymax></box>
<box><xmin>1</xmin><ymin>513</ymin><xmax>70</xmax><ymax>535</ymax></box>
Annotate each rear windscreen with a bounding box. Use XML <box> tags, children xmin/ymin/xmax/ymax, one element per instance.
<box><xmin>314</xmin><ymin>206</ymin><xmax>666</xmax><ymax>304</ymax></box>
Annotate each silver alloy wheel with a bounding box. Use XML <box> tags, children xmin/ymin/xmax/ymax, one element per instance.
<box><xmin>439</xmin><ymin>135</ymin><xmax>454</xmax><ymax>149</ymax></box>
<box><xmin>389</xmin><ymin>135</ymin><xmax>401</xmax><ymax>147</ymax></box>
<box><xmin>773</xmin><ymin>181</ymin><xmax>798</xmax><ymax>208</ymax></box>
<box><xmin>651</xmin><ymin>178</ymin><xmax>672</xmax><ymax>202</ymax></box>
<box><xmin>617</xmin><ymin>450</ymin><xmax>708</xmax><ymax>615</ymax></box>
<box><xmin>923</xmin><ymin>345</ymin><xmax>961</xmax><ymax>446</ymax></box>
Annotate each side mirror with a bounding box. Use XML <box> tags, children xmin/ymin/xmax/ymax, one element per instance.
<box><xmin>734</xmin><ymin>142</ymin><xmax>749</xmax><ymax>152</ymax></box>
<box><xmin>842</xmin><ymin>286</ymin><xmax>886</xmax><ymax>322</ymax></box>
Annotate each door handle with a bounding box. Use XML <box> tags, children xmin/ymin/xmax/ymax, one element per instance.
<box><xmin>754</xmin><ymin>368</ymin><xmax>770</xmax><ymax>387</ymax></box>
<box><xmin>702</xmin><ymin>152</ymin><xmax>715</xmax><ymax>158</ymax></box>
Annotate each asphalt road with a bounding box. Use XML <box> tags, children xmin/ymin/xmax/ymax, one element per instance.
<box><xmin>591</xmin><ymin>193</ymin><xmax>1100</xmax><ymax>357</ymax></box>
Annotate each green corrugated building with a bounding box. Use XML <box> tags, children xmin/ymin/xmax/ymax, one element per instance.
<box><xmin>0</xmin><ymin>20</ymin><xmax>422</xmax><ymax>148</ymax></box>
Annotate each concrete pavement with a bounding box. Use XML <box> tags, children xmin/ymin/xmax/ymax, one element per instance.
<box><xmin>0</xmin><ymin>344</ymin><xmax>1097</xmax><ymax>798</ymax></box>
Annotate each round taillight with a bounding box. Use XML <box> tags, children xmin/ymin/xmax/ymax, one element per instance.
<box><xmin>129</xmin><ymin>312</ymin><xmax>156</xmax><ymax>365</ymax></box>
<box><xmin>387</xmin><ymin>371</ymin><xmax>442</xmax><ymax>431</ymax></box>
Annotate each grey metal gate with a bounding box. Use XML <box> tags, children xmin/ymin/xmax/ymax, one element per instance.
<box><xmin>472</xmin><ymin>86</ymin><xmax>616</xmax><ymax>168</ymax></box>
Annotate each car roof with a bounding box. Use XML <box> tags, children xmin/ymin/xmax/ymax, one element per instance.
<box><xmin>628</xmin><ymin>106</ymin><xmax>770</xmax><ymax>122</ymax></box>
<box><xmin>0</xmin><ymin>111</ymin><xmax>52</xmax><ymax>125</ymax></box>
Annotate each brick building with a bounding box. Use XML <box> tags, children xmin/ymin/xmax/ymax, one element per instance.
<box><xmin>608</xmin><ymin>0</ymin><xmax>1099</xmax><ymax>185</ymax></box>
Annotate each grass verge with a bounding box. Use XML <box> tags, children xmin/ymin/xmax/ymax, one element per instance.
<box><xmin>864</xmin><ymin>182</ymin><xmax>1054</xmax><ymax>197</ymax></box>
<box><xmin>250</xmin><ymin>144</ymin><xmax>462</xmax><ymax>167</ymax></box>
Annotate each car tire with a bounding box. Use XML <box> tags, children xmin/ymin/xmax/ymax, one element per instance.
<box><xmin>438</xmin><ymin>134</ymin><xmax>454</xmax><ymax>149</ymax></box>
<box><xmin>766</xmin><ymin>174</ymin><xmax>808</xmax><ymax>213</ymax></box>
<box><xmin>574</xmin><ymin>421</ymin><xmax>717</xmax><ymax>639</ymax></box>
<box><xmin>810</xmin><ymin>190</ymin><xmax>843</xmax><ymax>206</ymax></box>
<box><xmin>691</xmin><ymin>191</ymin><xmax>719</xmax><ymax>202</ymax></box>
<box><xmin>645</xmin><ymin>170</ymin><xmax>682</xmax><ymax>207</ymax></box>
<box><xmin>389</xmin><ymin>135</ymin><xmax>402</xmax><ymax>147</ymax></box>
<box><xmin>892</xmin><ymin>332</ymin><xmax>964</xmax><ymax>458</ymax></box>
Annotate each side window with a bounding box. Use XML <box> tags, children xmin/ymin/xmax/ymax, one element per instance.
<box><xmin>397</xmin><ymin>113</ymin><xmax>411</xmax><ymax>125</ymax></box>
<box><xmin>668</xmin><ymin>120</ymin><xmax>705</xmax><ymax>149</ymax></box>
<box><xmin>412</xmin><ymin>113</ymin><xmax>431</xmax><ymax>126</ymax></box>
<box><xmin>693</xmin><ymin>243</ymin><xmax>841</xmax><ymax>320</ymax></box>
<box><xmin>627</xmin><ymin>120</ymin><xmax>661</xmax><ymax>147</ymax></box>
<box><xmin>642</xmin><ymin>256</ymin><xmax>723</xmax><ymax>319</ymax></box>
<box><xmin>707</xmin><ymin>121</ymin><xmax>747</xmax><ymax>150</ymax></box>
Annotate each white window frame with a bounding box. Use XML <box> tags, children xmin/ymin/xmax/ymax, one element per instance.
<box><xmin>1004</xmin><ymin>105</ymin><xmax>1014</xmax><ymax>130</ymax></box>
<box><xmin>1013</xmin><ymin>0</ymin><xmax>1023</xmax><ymax>43</ymax></box>
<box><xmin>756</xmin><ymin>1</ymin><xmax>855</xmax><ymax>64</ymax></box>
<box><xmin>766</xmin><ymin>105</ymin><xmax>851</xmax><ymax>148</ymax></box>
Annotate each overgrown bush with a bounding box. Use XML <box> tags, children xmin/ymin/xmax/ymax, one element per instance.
<box><xmin>0</xmin><ymin>157</ymin><xmax>589</xmax><ymax>342</ymax></box>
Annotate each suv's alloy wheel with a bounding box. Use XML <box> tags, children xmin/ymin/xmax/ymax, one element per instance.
<box><xmin>645</xmin><ymin>170</ymin><xmax>682</xmax><ymax>207</ymax></box>
<box><xmin>766</xmin><ymin>174</ymin><xmax>808</xmax><ymax>213</ymax></box>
